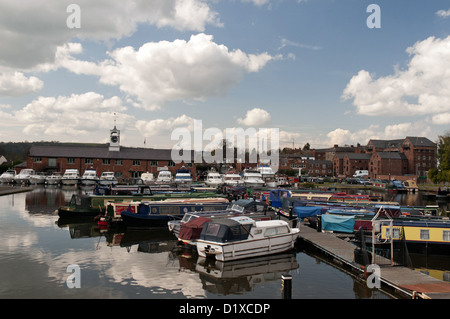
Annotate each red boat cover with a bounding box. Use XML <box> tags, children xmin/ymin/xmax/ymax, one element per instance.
<box><xmin>178</xmin><ymin>217</ymin><xmax>212</xmax><ymax>240</ymax></box>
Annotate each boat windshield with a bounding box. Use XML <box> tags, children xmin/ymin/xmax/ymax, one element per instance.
<box><xmin>201</xmin><ymin>219</ymin><xmax>253</xmax><ymax>243</ymax></box>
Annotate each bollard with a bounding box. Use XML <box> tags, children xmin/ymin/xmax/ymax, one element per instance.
<box><xmin>281</xmin><ymin>274</ymin><xmax>292</xmax><ymax>299</ymax></box>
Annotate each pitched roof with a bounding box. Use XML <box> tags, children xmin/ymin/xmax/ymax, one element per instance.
<box><xmin>29</xmin><ymin>144</ymin><xmax>194</xmax><ymax>161</ymax></box>
<box><xmin>374</xmin><ymin>152</ymin><xmax>407</xmax><ymax>160</ymax></box>
<box><xmin>368</xmin><ymin>139</ymin><xmax>404</xmax><ymax>149</ymax></box>
<box><xmin>405</xmin><ymin>136</ymin><xmax>436</xmax><ymax>147</ymax></box>
<box><xmin>344</xmin><ymin>153</ymin><xmax>371</xmax><ymax>160</ymax></box>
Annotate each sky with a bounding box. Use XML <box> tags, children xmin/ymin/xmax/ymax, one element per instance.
<box><xmin>1</xmin><ymin>0</ymin><xmax>450</xmax><ymax>152</ymax></box>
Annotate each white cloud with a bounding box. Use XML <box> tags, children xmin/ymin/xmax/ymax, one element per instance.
<box><xmin>136</xmin><ymin>115</ymin><xmax>196</xmax><ymax>137</ymax></box>
<box><xmin>0</xmin><ymin>0</ymin><xmax>221</xmax><ymax>70</ymax></box>
<box><xmin>436</xmin><ymin>9</ymin><xmax>450</xmax><ymax>18</ymax></box>
<box><xmin>431</xmin><ymin>112</ymin><xmax>450</xmax><ymax>125</ymax></box>
<box><xmin>1</xmin><ymin>92</ymin><xmax>131</xmax><ymax>140</ymax></box>
<box><xmin>241</xmin><ymin>0</ymin><xmax>270</xmax><ymax>6</ymax></box>
<box><xmin>237</xmin><ymin>108</ymin><xmax>271</xmax><ymax>126</ymax></box>
<box><xmin>61</xmin><ymin>34</ymin><xmax>278</xmax><ymax>110</ymax></box>
<box><xmin>342</xmin><ymin>36</ymin><xmax>450</xmax><ymax>120</ymax></box>
<box><xmin>0</xmin><ymin>72</ymin><xmax>43</xmax><ymax>96</ymax></box>
<box><xmin>326</xmin><ymin>122</ymin><xmax>431</xmax><ymax>146</ymax></box>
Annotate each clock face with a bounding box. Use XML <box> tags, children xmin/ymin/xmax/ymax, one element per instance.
<box><xmin>111</xmin><ymin>135</ymin><xmax>118</xmax><ymax>143</ymax></box>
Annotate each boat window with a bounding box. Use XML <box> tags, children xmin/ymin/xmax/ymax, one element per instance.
<box><xmin>264</xmin><ymin>226</ymin><xmax>289</xmax><ymax>237</ymax></box>
<box><xmin>159</xmin><ymin>206</ymin><xmax>180</xmax><ymax>215</ymax></box>
<box><xmin>420</xmin><ymin>229</ymin><xmax>430</xmax><ymax>240</ymax></box>
<box><xmin>204</xmin><ymin>223</ymin><xmax>221</xmax><ymax>237</ymax></box>
<box><xmin>443</xmin><ymin>231</ymin><xmax>450</xmax><ymax>242</ymax></box>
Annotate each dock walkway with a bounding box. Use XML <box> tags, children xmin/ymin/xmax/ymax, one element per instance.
<box><xmin>298</xmin><ymin>223</ymin><xmax>450</xmax><ymax>299</ymax></box>
<box><xmin>0</xmin><ymin>186</ymin><xmax>34</xmax><ymax>196</ymax></box>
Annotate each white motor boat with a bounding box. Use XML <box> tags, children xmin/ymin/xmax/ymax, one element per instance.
<box><xmin>242</xmin><ymin>170</ymin><xmax>265</xmax><ymax>188</ymax></box>
<box><xmin>156</xmin><ymin>170</ymin><xmax>172</xmax><ymax>183</ymax></box>
<box><xmin>99</xmin><ymin>171</ymin><xmax>118</xmax><ymax>186</ymax></box>
<box><xmin>29</xmin><ymin>172</ymin><xmax>46</xmax><ymax>185</ymax></box>
<box><xmin>61</xmin><ymin>169</ymin><xmax>81</xmax><ymax>185</ymax></box>
<box><xmin>205</xmin><ymin>171</ymin><xmax>223</xmax><ymax>187</ymax></box>
<box><xmin>13</xmin><ymin>169</ymin><xmax>36</xmax><ymax>184</ymax></box>
<box><xmin>222</xmin><ymin>171</ymin><xmax>243</xmax><ymax>186</ymax></box>
<box><xmin>196</xmin><ymin>216</ymin><xmax>300</xmax><ymax>262</ymax></box>
<box><xmin>174</xmin><ymin>169</ymin><xmax>193</xmax><ymax>185</ymax></box>
<box><xmin>257</xmin><ymin>166</ymin><xmax>277</xmax><ymax>188</ymax></box>
<box><xmin>81</xmin><ymin>169</ymin><xmax>99</xmax><ymax>186</ymax></box>
<box><xmin>0</xmin><ymin>169</ymin><xmax>17</xmax><ymax>183</ymax></box>
<box><xmin>141</xmin><ymin>172</ymin><xmax>154</xmax><ymax>185</ymax></box>
<box><xmin>46</xmin><ymin>172</ymin><xmax>62</xmax><ymax>185</ymax></box>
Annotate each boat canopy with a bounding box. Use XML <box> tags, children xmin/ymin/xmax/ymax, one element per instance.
<box><xmin>269</xmin><ymin>189</ymin><xmax>291</xmax><ymax>208</ymax></box>
<box><xmin>200</xmin><ymin>217</ymin><xmax>255</xmax><ymax>243</ymax></box>
<box><xmin>179</xmin><ymin>217</ymin><xmax>212</xmax><ymax>241</ymax></box>
<box><xmin>293</xmin><ymin>206</ymin><xmax>325</xmax><ymax>218</ymax></box>
<box><xmin>321</xmin><ymin>214</ymin><xmax>355</xmax><ymax>233</ymax></box>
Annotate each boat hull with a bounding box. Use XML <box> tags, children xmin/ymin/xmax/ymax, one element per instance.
<box><xmin>197</xmin><ymin>231</ymin><xmax>299</xmax><ymax>262</ymax></box>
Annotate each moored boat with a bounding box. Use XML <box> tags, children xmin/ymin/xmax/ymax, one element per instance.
<box><xmin>196</xmin><ymin>216</ymin><xmax>300</xmax><ymax>262</ymax></box>
<box><xmin>99</xmin><ymin>171</ymin><xmax>117</xmax><ymax>186</ymax></box>
<box><xmin>81</xmin><ymin>169</ymin><xmax>99</xmax><ymax>186</ymax></box>
<box><xmin>242</xmin><ymin>169</ymin><xmax>265</xmax><ymax>188</ymax></box>
<box><xmin>205</xmin><ymin>171</ymin><xmax>223</xmax><ymax>187</ymax></box>
<box><xmin>174</xmin><ymin>168</ymin><xmax>193</xmax><ymax>185</ymax></box>
<box><xmin>141</xmin><ymin>172</ymin><xmax>154</xmax><ymax>185</ymax></box>
<box><xmin>119</xmin><ymin>198</ymin><xmax>230</xmax><ymax>228</ymax></box>
<box><xmin>222</xmin><ymin>170</ymin><xmax>242</xmax><ymax>186</ymax></box>
<box><xmin>61</xmin><ymin>169</ymin><xmax>80</xmax><ymax>185</ymax></box>
<box><xmin>57</xmin><ymin>189</ymin><xmax>227</xmax><ymax>219</ymax></box>
<box><xmin>46</xmin><ymin>172</ymin><xmax>62</xmax><ymax>185</ymax></box>
<box><xmin>29</xmin><ymin>172</ymin><xmax>46</xmax><ymax>185</ymax></box>
<box><xmin>0</xmin><ymin>169</ymin><xmax>17</xmax><ymax>183</ymax></box>
<box><xmin>156</xmin><ymin>170</ymin><xmax>172</xmax><ymax>184</ymax></box>
<box><xmin>13</xmin><ymin>169</ymin><xmax>35</xmax><ymax>184</ymax></box>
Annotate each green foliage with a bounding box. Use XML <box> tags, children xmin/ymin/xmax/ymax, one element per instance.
<box><xmin>430</xmin><ymin>132</ymin><xmax>450</xmax><ymax>183</ymax></box>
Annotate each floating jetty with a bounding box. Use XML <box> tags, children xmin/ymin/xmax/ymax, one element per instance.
<box><xmin>297</xmin><ymin>223</ymin><xmax>450</xmax><ymax>299</ymax></box>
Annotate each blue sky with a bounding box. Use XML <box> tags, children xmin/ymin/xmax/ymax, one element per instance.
<box><xmin>0</xmin><ymin>0</ymin><xmax>449</xmax><ymax>151</ymax></box>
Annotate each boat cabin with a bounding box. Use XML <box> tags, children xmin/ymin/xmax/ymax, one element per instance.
<box><xmin>200</xmin><ymin>217</ymin><xmax>255</xmax><ymax>243</ymax></box>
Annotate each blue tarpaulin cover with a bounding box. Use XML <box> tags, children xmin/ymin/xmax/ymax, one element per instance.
<box><xmin>321</xmin><ymin>214</ymin><xmax>355</xmax><ymax>233</ymax></box>
<box><xmin>293</xmin><ymin>206</ymin><xmax>323</xmax><ymax>218</ymax></box>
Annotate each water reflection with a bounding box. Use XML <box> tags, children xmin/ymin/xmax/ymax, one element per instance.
<box><xmin>5</xmin><ymin>185</ymin><xmax>449</xmax><ymax>298</ymax></box>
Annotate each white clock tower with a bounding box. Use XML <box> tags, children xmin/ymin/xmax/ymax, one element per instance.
<box><xmin>109</xmin><ymin>125</ymin><xmax>120</xmax><ymax>152</ymax></box>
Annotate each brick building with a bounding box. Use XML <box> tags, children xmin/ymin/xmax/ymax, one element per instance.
<box><xmin>26</xmin><ymin>126</ymin><xmax>196</xmax><ymax>182</ymax></box>
<box><xmin>332</xmin><ymin>136</ymin><xmax>436</xmax><ymax>180</ymax></box>
<box><xmin>342</xmin><ymin>153</ymin><xmax>371</xmax><ymax>177</ymax></box>
<box><xmin>369</xmin><ymin>152</ymin><xmax>408</xmax><ymax>178</ymax></box>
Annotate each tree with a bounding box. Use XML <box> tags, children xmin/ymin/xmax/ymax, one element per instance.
<box><xmin>303</xmin><ymin>142</ymin><xmax>310</xmax><ymax>150</ymax></box>
<box><xmin>429</xmin><ymin>132</ymin><xmax>450</xmax><ymax>183</ymax></box>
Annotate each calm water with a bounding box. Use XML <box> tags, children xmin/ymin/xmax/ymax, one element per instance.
<box><xmin>0</xmin><ymin>185</ymin><xmax>448</xmax><ymax>299</ymax></box>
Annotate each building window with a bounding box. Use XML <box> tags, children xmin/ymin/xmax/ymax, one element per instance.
<box><xmin>420</xmin><ymin>229</ymin><xmax>430</xmax><ymax>240</ymax></box>
<box><xmin>133</xmin><ymin>160</ymin><xmax>141</xmax><ymax>166</ymax></box>
<box><xmin>131</xmin><ymin>171</ymin><xmax>141</xmax><ymax>178</ymax></box>
<box><xmin>116</xmin><ymin>160</ymin><xmax>123</xmax><ymax>165</ymax></box>
<box><xmin>443</xmin><ymin>231</ymin><xmax>450</xmax><ymax>242</ymax></box>
<box><xmin>48</xmin><ymin>158</ymin><xmax>57</xmax><ymax>167</ymax></box>
<box><xmin>85</xmin><ymin>158</ymin><xmax>93</xmax><ymax>165</ymax></box>
<box><xmin>103</xmin><ymin>159</ymin><xmax>110</xmax><ymax>165</ymax></box>
<box><xmin>150</xmin><ymin>161</ymin><xmax>158</xmax><ymax>166</ymax></box>
<box><xmin>67</xmin><ymin>158</ymin><xmax>75</xmax><ymax>164</ymax></box>
<box><xmin>168</xmin><ymin>161</ymin><xmax>175</xmax><ymax>167</ymax></box>
<box><xmin>33</xmin><ymin>157</ymin><xmax>42</xmax><ymax>163</ymax></box>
